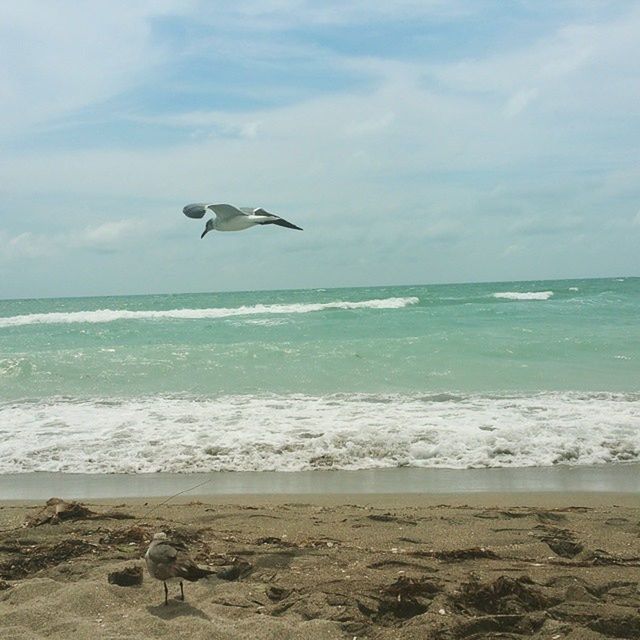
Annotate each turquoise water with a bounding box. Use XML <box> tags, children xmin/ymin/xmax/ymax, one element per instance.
<box><xmin>0</xmin><ymin>278</ymin><xmax>638</xmax><ymax>472</ymax></box>
<box><xmin>2</xmin><ymin>278</ymin><xmax>638</xmax><ymax>397</ymax></box>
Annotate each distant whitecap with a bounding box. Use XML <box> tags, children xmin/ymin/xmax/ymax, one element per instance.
<box><xmin>493</xmin><ymin>291</ymin><xmax>554</xmax><ymax>301</ymax></box>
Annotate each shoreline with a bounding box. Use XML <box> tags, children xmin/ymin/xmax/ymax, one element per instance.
<box><xmin>1</xmin><ymin>464</ymin><xmax>638</xmax><ymax>501</ymax></box>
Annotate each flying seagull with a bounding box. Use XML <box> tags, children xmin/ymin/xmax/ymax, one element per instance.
<box><xmin>183</xmin><ymin>203</ymin><xmax>303</xmax><ymax>238</ymax></box>
<box><xmin>145</xmin><ymin>532</ymin><xmax>215</xmax><ymax>605</ymax></box>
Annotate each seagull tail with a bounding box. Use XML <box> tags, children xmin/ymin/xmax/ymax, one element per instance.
<box><xmin>176</xmin><ymin>564</ymin><xmax>217</xmax><ymax>582</ymax></box>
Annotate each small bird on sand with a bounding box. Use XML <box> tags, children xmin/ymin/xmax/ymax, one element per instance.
<box><xmin>145</xmin><ymin>532</ymin><xmax>215</xmax><ymax>605</ymax></box>
<box><xmin>183</xmin><ymin>203</ymin><xmax>303</xmax><ymax>237</ymax></box>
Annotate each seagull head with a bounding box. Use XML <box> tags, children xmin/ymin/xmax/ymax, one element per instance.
<box><xmin>201</xmin><ymin>218</ymin><xmax>215</xmax><ymax>239</ymax></box>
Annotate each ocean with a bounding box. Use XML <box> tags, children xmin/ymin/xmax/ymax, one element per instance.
<box><xmin>0</xmin><ymin>277</ymin><xmax>638</xmax><ymax>474</ymax></box>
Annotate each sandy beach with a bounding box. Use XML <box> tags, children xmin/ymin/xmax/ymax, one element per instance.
<box><xmin>1</xmin><ymin>492</ymin><xmax>639</xmax><ymax>639</ymax></box>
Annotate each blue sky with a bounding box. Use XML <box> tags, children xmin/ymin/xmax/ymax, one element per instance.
<box><xmin>1</xmin><ymin>0</ymin><xmax>639</xmax><ymax>298</ymax></box>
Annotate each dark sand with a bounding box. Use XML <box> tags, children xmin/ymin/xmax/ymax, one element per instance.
<box><xmin>1</xmin><ymin>493</ymin><xmax>639</xmax><ymax>639</ymax></box>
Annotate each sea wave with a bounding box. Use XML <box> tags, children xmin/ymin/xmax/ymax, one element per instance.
<box><xmin>493</xmin><ymin>291</ymin><xmax>554</xmax><ymax>301</ymax></box>
<box><xmin>1</xmin><ymin>392</ymin><xmax>638</xmax><ymax>473</ymax></box>
<box><xmin>0</xmin><ymin>297</ymin><xmax>419</xmax><ymax>328</ymax></box>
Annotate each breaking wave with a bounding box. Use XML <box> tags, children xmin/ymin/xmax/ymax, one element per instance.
<box><xmin>1</xmin><ymin>392</ymin><xmax>638</xmax><ymax>473</ymax></box>
<box><xmin>0</xmin><ymin>297</ymin><xmax>419</xmax><ymax>328</ymax></box>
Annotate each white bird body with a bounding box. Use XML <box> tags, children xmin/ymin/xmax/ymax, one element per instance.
<box><xmin>183</xmin><ymin>203</ymin><xmax>303</xmax><ymax>237</ymax></box>
<box><xmin>214</xmin><ymin>213</ymin><xmax>258</xmax><ymax>232</ymax></box>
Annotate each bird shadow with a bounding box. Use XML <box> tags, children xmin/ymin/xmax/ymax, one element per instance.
<box><xmin>147</xmin><ymin>600</ymin><xmax>211</xmax><ymax>621</ymax></box>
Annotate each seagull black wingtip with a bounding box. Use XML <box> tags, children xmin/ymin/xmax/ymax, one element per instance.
<box><xmin>261</xmin><ymin>218</ymin><xmax>303</xmax><ymax>231</ymax></box>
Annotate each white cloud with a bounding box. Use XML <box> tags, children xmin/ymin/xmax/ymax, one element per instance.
<box><xmin>0</xmin><ymin>0</ymin><xmax>482</xmax><ymax>142</ymax></box>
<box><xmin>133</xmin><ymin>111</ymin><xmax>264</xmax><ymax>140</ymax></box>
<box><xmin>428</xmin><ymin>5</ymin><xmax>640</xmax><ymax>120</ymax></box>
<box><xmin>503</xmin><ymin>88</ymin><xmax>539</xmax><ymax>118</ymax></box>
<box><xmin>70</xmin><ymin>220</ymin><xmax>141</xmax><ymax>249</ymax></box>
<box><xmin>0</xmin><ymin>231</ymin><xmax>49</xmax><ymax>262</ymax></box>
<box><xmin>510</xmin><ymin>215</ymin><xmax>584</xmax><ymax>235</ymax></box>
<box><xmin>190</xmin><ymin>0</ymin><xmax>473</xmax><ymax>30</ymax></box>
<box><xmin>345</xmin><ymin>112</ymin><xmax>395</xmax><ymax>136</ymax></box>
<box><xmin>502</xmin><ymin>243</ymin><xmax>521</xmax><ymax>257</ymax></box>
<box><xmin>0</xmin><ymin>231</ymin><xmax>51</xmax><ymax>261</ymax></box>
<box><xmin>0</xmin><ymin>219</ymin><xmax>144</xmax><ymax>262</ymax></box>
<box><xmin>0</xmin><ymin>1</ymin><xmax>183</xmax><ymax>136</ymax></box>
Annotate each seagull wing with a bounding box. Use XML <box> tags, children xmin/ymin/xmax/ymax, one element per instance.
<box><xmin>173</xmin><ymin>549</ymin><xmax>215</xmax><ymax>582</ymax></box>
<box><xmin>147</xmin><ymin>539</ymin><xmax>183</xmax><ymax>564</ymax></box>
<box><xmin>147</xmin><ymin>539</ymin><xmax>213</xmax><ymax>581</ymax></box>
<box><xmin>183</xmin><ymin>203</ymin><xmax>247</xmax><ymax>221</ymax></box>
<box><xmin>207</xmin><ymin>203</ymin><xmax>247</xmax><ymax>221</ymax></box>
<box><xmin>266</xmin><ymin>218</ymin><xmax>304</xmax><ymax>230</ymax></box>
<box><xmin>254</xmin><ymin>208</ymin><xmax>303</xmax><ymax>231</ymax></box>
<box><xmin>166</xmin><ymin>541</ymin><xmax>214</xmax><ymax>581</ymax></box>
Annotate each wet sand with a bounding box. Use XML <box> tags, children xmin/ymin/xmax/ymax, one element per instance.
<box><xmin>2</xmin><ymin>464</ymin><xmax>639</xmax><ymax>500</ymax></box>
<box><xmin>1</xmin><ymin>493</ymin><xmax>639</xmax><ymax>639</ymax></box>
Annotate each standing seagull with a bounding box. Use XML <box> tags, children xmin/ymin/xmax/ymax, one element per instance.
<box><xmin>145</xmin><ymin>532</ymin><xmax>215</xmax><ymax>605</ymax></box>
<box><xmin>183</xmin><ymin>203</ymin><xmax>303</xmax><ymax>237</ymax></box>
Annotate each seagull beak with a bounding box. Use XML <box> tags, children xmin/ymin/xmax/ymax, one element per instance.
<box><xmin>200</xmin><ymin>227</ymin><xmax>209</xmax><ymax>239</ymax></box>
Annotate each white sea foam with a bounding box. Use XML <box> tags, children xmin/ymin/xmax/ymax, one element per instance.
<box><xmin>1</xmin><ymin>392</ymin><xmax>638</xmax><ymax>473</ymax></box>
<box><xmin>0</xmin><ymin>297</ymin><xmax>419</xmax><ymax>328</ymax></box>
<box><xmin>493</xmin><ymin>291</ymin><xmax>554</xmax><ymax>301</ymax></box>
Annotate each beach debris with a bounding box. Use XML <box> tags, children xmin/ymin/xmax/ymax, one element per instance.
<box><xmin>554</xmin><ymin>549</ymin><xmax>640</xmax><ymax>567</ymax></box>
<box><xmin>535</xmin><ymin>510</ymin><xmax>567</xmax><ymax>524</ymax></box>
<box><xmin>366</xmin><ymin>513</ymin><xmax>417</xmax><ymax>526</ymax></box>
<box><xmin>472</xmin><ymin>509</ymin><xmax>522</xmax><ymax>519</ymax></box>
<box><xmin>216</xmin><ymin>557</ymin><xmax>253</xmax><ymax>581</ymax></box>
<box><xmin>536</xmin><ymin>526</ymin><xmax>584</xmax><ymax>558</ymax></box>
<box><xmin>99</xmin><ymin>525</ymin><xmax>149</xmax><ymax>548</ymax></box>
<box><xmin>357</xmin><ymin>576</ymin><xmax>440</xmax><ymax>623</ymax></box>
<box><xmin>255</xmin><ymin>536</ymin><xmax>295</xmax><ymax>547</ymax></box>
<box><xmin>24</xmin><ymin>498</ymin><xmax>96</xmax><ymax>527</ymax></box>
<box><xmin>383</xmin><ymin>575</ymin><xmax>440</xmax><ymax>601</ymax></box>
<box><xmin>458</xmin><ymin>575</ymin><xmax>557</xmax><ymax>615</ymax></box>
<box><xmin>266</xmin><ymin>585</ymin><xmax>291</xmax><ymax>601</ymax></box>
<box><xmin>453</xmin><ymin>612</ymin><xmax>547</xmax><ymax>637</ymax></box>
<box><xmin>586</xmin><ymin>550</ymin><xmax>640</xmax><ymax>566</ymax></box>
<box><xmin>297</xmin><ymin>536</ymin><xmax>340</xmax><ymax>549</ymax></box>
<box><xmin>564</xmin><ymin>583</ymin><xmax>598</xmax><ymax>603</ymax></box>
<box><xmin>23</xmin><ymin>498</ymin><xmax>135</xmax><ymax>528</ymax></box>
<box><xmin>107</xmin><ymin>565</ymin><xmax>143</xmax><ymax>587</ymax></box>
<box><xmin>145</xmin><ymin>532</ymin><xmax>216</xmax><ymax>605</ymax></box>
<box><xmin>410</xmin><ymin>546</ymin><xmax>499</xmax><ymax>562</ymax></box>
<box><xmin>97</xmin><ymin>511</ymin><xmax>136</xmax><ymax>521</ymax></box>
<box><xmin>0</xmin><ymin>538</ymin><xmax>96</xmax><ymax>580</ymax></box>
<box><xmin>367</xmin><ymin>558</ymin><xmax>432</xmax><ymax>571</ymax></box>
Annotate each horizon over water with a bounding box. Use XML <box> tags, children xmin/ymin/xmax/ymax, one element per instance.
<box><xmin>1</xmin><ymin>276</ymin><xmax>638</xmax><ymax>475</ymax></box>
<box><xmin>0</xmin><ymin>273</ymin><xmax>634</xmax><ymax>303</ymax></box>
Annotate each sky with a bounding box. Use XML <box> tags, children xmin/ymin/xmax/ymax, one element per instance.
<box><xmin>0</xmin><ymin>0</ymin><xmax>639</xmax><ymax>299</ymax></box>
